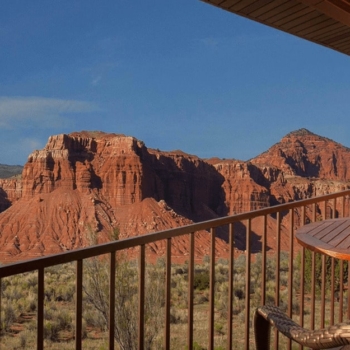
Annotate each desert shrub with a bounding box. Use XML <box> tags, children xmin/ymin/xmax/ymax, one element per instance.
<box><xmin>171</xmin><ymin>274</ymin><xmax>188</xmax><ymax>307</ymax></box>
<box><xmin>234</xmin><ymin>254</ymin><xmax>246</xmax><ymax>273</ymax></box>
<box><xmin>234</xmin><ymin>287</ymin><xmax>245</xmax><ymax>300</ymax></box>
<box><xmin>232</xmin><ymin>298</ymin><xmax>245</xmax><ymax>315</ymax></box>
<box><xmin>195</xmin><ymin>293</ymin><xmax>209</xmax><ymax>305</ymax></box>
<box><xmin>292</xmin><ymin>300</ymin><xmax>300</xmax><ymax>314</ymax></box>
<box><xmin>185</xmin><ymin>342</ymin><xmax>205</xmax><ymax>350</ymax></box>
<box><xmin>215</xmin><ymin>264</ymin><xmax>228</xmax><ymax>284</ymax></box>
<box><xmin>169</xmin><ymin>307</ymin><xmax>186</xmax><ymax>324</ymax></box>
<box><xmin>215</xmin><ymin>281</ymin><xmax>228</xmax><ymax>317</ymax></box>
<box><xmin>24</xmin><ymin>274</ymin><xmax>38</xmax><ymax>289</ymax></box>
<box><xmin>296</xmin><ymin>249</ymin><xmax>348</xmax><ymax>294</ymax></box>
<box><xmin>1</xmin><ymin>303</ymin><xmax>17</xmax><ymax>331</ymax></box>
<box><xmin>19</xmin><ymin>330</ymin><xmax>28</xmax><ymax>348</ymax></box>
<box><xmin>43</xmin><ymin>308</ymin><xmax>73</xmax><ymax>342</ymax></box>
<box><xmin>83</xmin><ymin>253</ymin><xmax>164</xmax><ymax>350</ymax></box>
<box><xmin>193</xmin><ymin>271</ymin><xmax>209</xmax><ymax>291</ymax></box>
<box><xmin>44</xmin><ymin>320</ymin><xmax>60</xmax><ymax>341</ymax></box>
<box><xmin>214</xmin><ymin>322</ymin><xmax>224</xmax><ymax>335</ymax></box>
<box><xmin>217</xmin><ymin>258</ymin><xmax>228</xmax><ymax>265</ymax></box>
<box><xmin>3</xmin><ymin>285</ymin><xmax>23</xmax><ymax>301</ymax></box>
<box><xmin>28</xmin><ymin>296</ymin><xmax>37</xmax><ymax>312</ymax></box>
<box><xmin>44</xmin><ymin>307</ymin><xmax>54</xmax><ymax>321</ymax></box>
<box><xmin>55</xmin><ymin>283</ymin><xmax>75</xmax><ymax>302</ymax></box>
<box><xmin>83</xmin><ymin>308</ymin><xmax>106</xmax><ymax>330</ymax></box>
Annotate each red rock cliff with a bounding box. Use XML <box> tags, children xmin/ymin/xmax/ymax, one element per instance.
<box><xmin>0</xmin><ymin>128</ymin><xmax>349</xmax><ymax>262</ymax></box>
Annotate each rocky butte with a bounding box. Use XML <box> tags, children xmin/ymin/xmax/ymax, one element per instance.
<box><xmin>0</xmin><ymin>128</ymin><xmax>349</xmax><ymax>263</ymax></box>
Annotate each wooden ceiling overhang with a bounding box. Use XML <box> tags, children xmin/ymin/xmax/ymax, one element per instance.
<box><xmin>201</xmin><ymin>0</ymin><xmax>350</xmax><ymax>56</ymax></box>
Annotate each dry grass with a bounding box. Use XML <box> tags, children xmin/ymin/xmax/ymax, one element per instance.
<box><xmin>1</xmin><ymin>255</ymin><xmax>346</xmax><ymax>350</ymax></box>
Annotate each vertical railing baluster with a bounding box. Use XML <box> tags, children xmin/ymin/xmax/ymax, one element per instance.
<box><xmin>138</xmin><ymin>245</ymin><xmax>145</xmax><ymax>350</ymax></box>
<box><xmin>227</xmin><ymin>224</ymin><xmax>234</xmax><ymax>350</ymax></box>
<box><xmin>261</xmin><ymin>215</ymin><xmax>267</xmax><ymax>306</ymax></box>
<box><xmin>299</xmin><ymin>247</ymin><xmax>305</xmax><ymax>350</ymax></box>
<box><xmin>312</xmin><ymin>203</ymin><xmax>316</xmax><ymax>223</ymax></box>
<box><xmin>274</xmin><ymin>212</ymin><xmax>281</xmax><ymax>349</ymax></box>
<box><xmin>109</xmin><ymin>253</ymin><xmax>115</xmax><ymax>350</ymax></box>
<box><xmin>37</xmin><ymin>268</ymin><xmax>44</xmax><ymax>350</ymax></box>
<box><xmin>330</xmin><ymin>258</ymin><xmax>335</xmax><ymax>325</ymax></box>
<box><xmin>323</xmin><ymin>200</ymin><xmax>327</xmax><ymax>220</ymax></box>
<box><xmin>76</xmin><ymin>260</ymin><xmax>83</xmax><ymax>350</ymax></box>
<box><xmin>188</xmin><ymin>232</ymin><xmax>194</xmax><ymax>350</ymax></box>
<box><xmin>321</xmin><ymin>254</ymin><xmax>326</xmax><ymax>328</ymax></box>
<box><xmin>0</xmin><ymin>277</ymin><xmax>2</xmax><ymax>349</ymax></box>
<box><xmin>339</xmin><ymin>260</ymin><xmax>344</xmax><ymax>323</ymax></box>
<box><xmin>311</xmin><ymin>251</ymin><xmax>316</xmax><ymax>330</ymax></box>
<box><xmin>310</xmin><ymin>204</ymin><xmax>316</xmax><ymax>331</ymax></box>
<box><xmin>275</xmin><ymin>211</ymin><xmax>281</xmax><ymax>307</ymax></box>
<box><xmin>300</xmin><ymin>206</ymin><xmax>306</xmax><ymax>328</ymax></box>
<box><xmin>245</xmin><ymin>219</ymin><xmax>251</xmax><ymax>350</ymax></box>
<box><xmin>209</xmin><ymin>228</ymin><xmax>215</xmax><ymax>350</ymax></box>
<box><xmin>348</xmin><ymin>261</ymin><xmax>350</xmax><ymax>319</ymax></box>
<box><xmin>287</xmin><ymin>209</ymin><xmax>294</xmax><ymax>350</ymax></box>
<box><xmin>331</xmin><ymin>197</ymin><xmax>337</xmax><ymax>325</ymax></box>
<box><xmin>165</xmin><ymin>238</ymin><xmax>171</xmax><ymax>350</ymax></box>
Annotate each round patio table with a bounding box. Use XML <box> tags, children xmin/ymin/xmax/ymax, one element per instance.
<box><xmin>296</xmin><ymin>217</ymin><xmax>350</xmax><ymax>260</ymax></box>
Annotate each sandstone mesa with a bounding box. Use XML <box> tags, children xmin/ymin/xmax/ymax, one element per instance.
<box><xmin>0</xmin><ymin>128</ymin><xmax>348</xmax><ymax>263</ymax></box>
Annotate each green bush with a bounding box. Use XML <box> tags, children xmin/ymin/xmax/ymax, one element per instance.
<box><xmin>1</xmin><ymin>304</ymin><xmax>17</xmax><ymax>331</ymax></box>
<box><xmin>193</xmin><ymin>271</ymin><xmax>210</xmax><ymax>290</ymax></box>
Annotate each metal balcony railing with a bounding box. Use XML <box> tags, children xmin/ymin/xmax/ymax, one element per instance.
<box><xmin>1</xmin><ymin>189</ymin><xmax>350</xmax><ymax>349</ymax></box>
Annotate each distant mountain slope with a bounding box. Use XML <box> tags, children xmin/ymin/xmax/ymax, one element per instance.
<box><xmin>0</xmin><ymin>164</ymin><xmax>23</xmax><ymax>179</ymax></box>
<box><xmin>251</xmin><ymin>128</ymin><xmax>350</xmax><ymax>180</ymax></box>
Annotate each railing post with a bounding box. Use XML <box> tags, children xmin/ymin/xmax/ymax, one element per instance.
<box><xmin>300</xmin><ymin>206</ymin><xmax>306</xmax><ymax>346</ymax></box>
<box><xmin>165</xmin><ymin>238</ymin><xmax>171</xmax><ymax>350</ymax></box>
<box><xmin>109</xmin><ymin>253</ymin><xmax>115</xmax><ymax>350</ymax></box>
<box><xmin>312</xmin><ymin>203</ymin><xmax>316</xmax><ymax>223</ymax></box>
<box><xmin>274</xmin><ymin>212</ymin><xmax>281</xmax><ymax>349</ymax></box>
<box><xmin>76</xmin><ymin>260</ymin><xmax>83</xmax><ymax>350</ymax></box>
<box><xmin>227</xmin><ymin>223</ymin><xmax>234</xmax><ymax>350</ymax></box>
<box><xmin>209</xmin><ymin>227</ymin><xmax>215</xmax><ymax>350</ymax></box>
<box><xmin>0</xmin><ymin>277</ymin><xmax>2</xmax><ymax>346</ymax></box>
<box><xmin>187</xmin><ymin>233</ymin><xmax>194</xmax><ymax>350</ymax></box>
<box><xmin>261</xmin><ymin>215</ymin><xmax>267</xmax><ymax>306</ymax></box>
<box><xmin>347</xmin><ymin>261</ymin><xmax>350</xmax><ymax>319</ymax></box>
<box><xmin>287</xmin><ymin>209</ymin><xmax>294</xmax><ymax>350</ymax></box>
<box><xmin>339</xmin><ymin>260</ymin><xmax>344</xmax><ymax>323</ymax></box>
<box><xmin>321</xmin><ymin>254</ymin><xmax>326</xmax><ymax>328</ymax></box>
<box><xmin>245</xmin><ymin>219</ymin><xmax>251</xmax><ymax>350</ymax></box>
<box><xmin>37</xmin><ymin>268</ymin><xmax>44</xmax><ymax>350</ymax></box>
<box><xmin>330</xmin><ymin>258</ymin><xmax>335</xmax><ymax>325</ymax></box>
<box><xmin>311</xmin><ymin>204</ymin><xmax>316</xmax><ymax>330</ymax></box>
<box><xmin>299</xmin><ymin>247</ymin><xmax>305</xmax><ymax>350</ymax></box>
<box><xmin>311</xmin><ymin>251</ymin><xmax>316</xmax><ymax>330</ymax></box>
<box><xmin>138</xmin><ymin>245</ymin><xmax>145</xmax><ymax>350</ymax></box>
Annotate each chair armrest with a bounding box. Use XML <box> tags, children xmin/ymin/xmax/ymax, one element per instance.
<box><xmin>254</xmin><ymin>305</ymin><xmax>350</xmax><ymax>349</ymax></box>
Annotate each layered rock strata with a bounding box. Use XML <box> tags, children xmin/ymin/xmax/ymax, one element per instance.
<box><xmin>0</xmin><ymin>128</ymin><xmax>349</xmax><ymax>262</ymax></box>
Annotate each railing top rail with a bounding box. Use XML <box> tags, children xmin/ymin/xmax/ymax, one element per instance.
<box><xmin>1</xmin><ymin>189</ymin><xmax>349</xmax><ymax>278</ymax></box>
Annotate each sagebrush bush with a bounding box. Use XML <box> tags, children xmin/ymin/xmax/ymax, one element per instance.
<box><xmin>1</xmin><ymin>303</ymin><xmax>17</xmax><ymax>331</ymax></box>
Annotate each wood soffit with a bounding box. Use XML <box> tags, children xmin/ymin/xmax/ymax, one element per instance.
<box><xmin>201</xmin><ymin>0</ymin><xmax>350</xmax><ymax>56</ymax></box>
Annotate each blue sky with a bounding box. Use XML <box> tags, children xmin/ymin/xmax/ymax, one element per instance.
<box><xmin>1</xmin><ymin>1</ymin><xmax>349</xmax><ymax>165</ymax></box>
